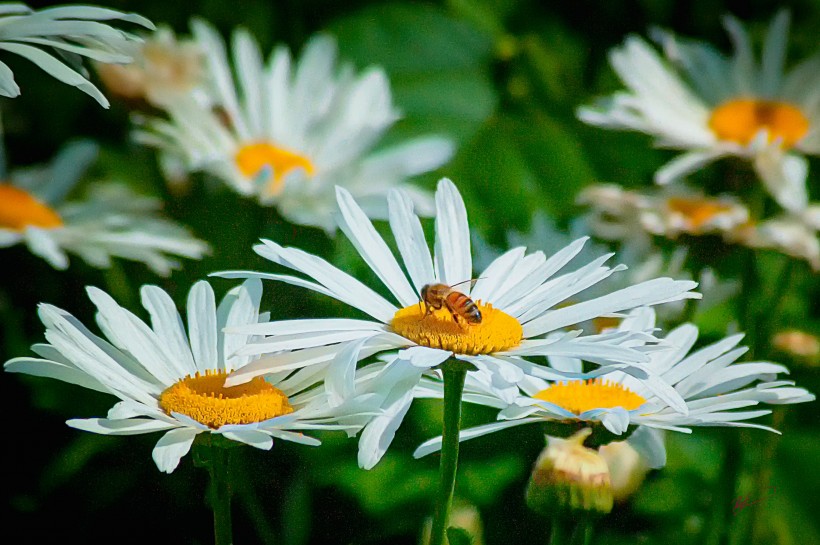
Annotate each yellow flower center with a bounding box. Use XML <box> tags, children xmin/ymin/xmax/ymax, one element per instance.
<box><xmin>0</xmin><ymin>185</ymin><xmax>63</xmax><ymax>231</ymax></box>
<box><xmin>159</xmin><ymin>369</ymin><xmax>293</xmax><ymax>429</ymax></box>
<box><xmin>391</xmin><ymin>302</ymin><xmax>523</xmax><ymax>355</ymax></box>
<box><xmin>534</xmin><ymin>379</ymin><xmax>646</xmax><ymax>415</ymax></box>
<box><xmin>665</xmin><ymin>197</ymin><xmax>737</xmax><ymax>230</ymax></box>
<box><xmin>235</xmin><ymin>142</ymin><xmax>316</xmax><ymax>195</ymax></box>
<box><xmin>708</xmin><ymin>98</ymin><xmax>809</xmax><ymax>148</ymax></box>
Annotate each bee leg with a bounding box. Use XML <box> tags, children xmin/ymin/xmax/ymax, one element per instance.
<box><xmin>423</xmin><ymin>303</ymin><xmax>434</xmax><ymax>318</ymax></box>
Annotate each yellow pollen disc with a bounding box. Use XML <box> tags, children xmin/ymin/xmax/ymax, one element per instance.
<box><xmin>390</xmin><ymin>302</ymin><xmax>523</xmax><ymax>356</ymax></box>
<box><xmin>534</xmin><ymin>379</ymin><xmax>646</xmax><ymax>415</ymax></box>
<box><xmin>159</xmin><ymin>369</ymin><xmax>293</xmax><ymax>429</ymax></box>
<box><xmin>0</xmin><ymin>185</ymin><xmax>63</xmax><ymax>231</ymax></box>
<box><xmin>665</xmin><ymin>197</ymin><xmax>735</xmax><ymax>230</ymax></box>
<box><xmin>235</xmin><ymin>142</ymin><xmax>316</xmax><ymax>195</ymax></box>
<box><xmin>708</xmin><ymin>98</ymin><xmax>809</xmax><ymax>148</ymax></box>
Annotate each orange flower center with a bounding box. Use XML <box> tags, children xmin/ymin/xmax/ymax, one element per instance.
<box><xmin>159</xmin><ymin>369</ymin><xmax>293</xmax><ymax>429</ymax></box>
<box><xmin>391</xmin><ymin>302</ymin><xmax>523</xmax><ymax>355</ymax></box>
<box><xmin>235</xmin><ymin>142</ymin><xmax>316</xmax><ymax>196</ymax></box>
<box><xmin>534</xmin><ymin>379</ymin><xmax>646</xmax><ymax>415</ymax></box>
<box><xmin>708</xmin><ymin>99</ymin><xmax>809</xmax><ymax>148</ymax></box>
<box><xmin>665</xmin><ymin>197</ymin><xmax>738</xmax><ymax>230</ymax></box>
<box><xmin>0</xmin><ymin>185</ymin><xmax>63</xmax><ymax>231</ymax></box>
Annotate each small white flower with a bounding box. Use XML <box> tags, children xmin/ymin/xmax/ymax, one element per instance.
<box><xmin>95</xmin><ymin>25</ymin><xmax>206</xmax><ymax>107</ymax></box>
<box><xmin>414</xmin><ymin>309</ymin><xmax>814</xmax><ymax>468</ymax></box>
<box><xmin>214</xmin><ymin>178</ymin><xmax>701</xmax><ymax>467</ymax></box>
<box><xmin>0</xmin><ymin>3</ymin><xmax>154</xmax><ymax>107</ymax></box>
<box><xmin>4</xmin><ymin>280</ymin><xmax>366</xmax><ymax>473</ymax></box>
<box><xmin>0</xmin><ymin>141</ymin><xmax>208</xmax><ymax>274</ymax></box>
<box><xmin>578</xmin><ymin>10</ymin><xmax>820</xmax><ymax>213</ymax></box>
<box><xmin>136</xmin><ymin>20</ymin><xmax>454</xmax><ymax>231</ymax></box>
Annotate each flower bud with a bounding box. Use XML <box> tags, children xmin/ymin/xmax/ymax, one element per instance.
<box><xmin>526</xmin><ymin>428</ymin><xmax>613</xmax><ymax>517</ymax></box>
<box><xmin>599</xmin><ymin>440</ymin><xmax>650</xmax><ymax>503</ymax></box>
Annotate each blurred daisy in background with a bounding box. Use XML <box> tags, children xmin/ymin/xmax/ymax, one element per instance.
<box><xmin>578</xmin><ymin>10</ymin><xmax>819</xmax><ymax>214</ymax></box>
<box><xmin>578</xmin><ymin>184</ymin><xmax>750</xmax><ymax>240</ymax></box>
<box><xmin>215</xmin><ymin>178</ymin><xmax>701</xmax><ymax>467</ymax></box>
<box><xmin>4</xmin><ymin>280</ymin><xmax>369</xmax><ymax>473</ymax></box>
<box><xmin>0</xmin><ymin>3</ymin><xmax>153</xmax><ymax>107</ymax></box>
<box><xmin>0</xmin><ymin>140</ymin><xmax>208</xmax><ymax>274</ymax></box>
<box><xmin>136</xmin><ymin>20</ymin><xmax>454</xmax><ymax>231</ymax></box>
<box><xmin>95</xmin><ymin>25</ymin><xmax>206</xmax><ymax>107</ymax></box>
<box><xmin>413</xmin><ymin>308</ymin><xmax>814</xmax><ymax>467</ymax></box>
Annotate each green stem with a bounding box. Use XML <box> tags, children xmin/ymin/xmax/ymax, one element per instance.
<box><xmin>570</xmin><ymin>519</ymin><xmax>594</xmax><ymax>545</ymax></box>
<box><xmin>549</xmin><ymin>518</ymin><xmax>570</xmax><ymax>545</ymax></box>
<box><xmin>429</xmin><ymin>362</ymin><xmax>468</xmax><ymax>545</ymax></box>
<box><xmin>206</xmin><ymin>441</ymin><xmax>234</xmax><ymax>545</ymax></box>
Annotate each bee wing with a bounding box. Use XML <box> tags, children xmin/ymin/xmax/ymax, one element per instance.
<box><xmin>448</xmin><ymin>278</ymin><xmax>485</xmax><ymax>290</ymax></box>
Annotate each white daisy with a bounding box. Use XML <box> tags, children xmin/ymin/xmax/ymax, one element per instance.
<box><xmin>0</xmin><ymin>140</ymin><xmax>208</xmax><ymax>274</ymax></box>
<box><xmin>95</xmin><ymin>24</ymin><xmax>206</xmax><ymax>107</ymax></box>
<box><xmin>413</xmin><ymin>308</ymin><xmax>814</xmax><ymax>468</ymax></box>
<box><xmin>578</xmin><ymin>183</ymin><xmax>749</xmax><ymax>240</ymax></box>
<box><xmin>135</xmin><ymin>20</ymin><xmax>454</xmax><ymax>231</ymax></box>
<box><xmin>214</xmin><ymin>178</ymin><xmax>701</xmax><ymax>466</ymax></box>
<box><xmin>0</xmin><ymin>3</ymin><xmax>153</xmax><ymax>107</ymax></box>
<box><xmin>4</xmin><ymin>279</ymin><xmax>369</xmax><ymax>473</ymax></box>
<box><xmin>578</xmin><ymin>10</ymin><xmax>820</xmax><ymax>213</ymax></box>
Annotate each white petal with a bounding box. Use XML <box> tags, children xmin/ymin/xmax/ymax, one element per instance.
<box><xmin>4</xmin><ymin>357</ymin><xmax>109</xmax><ymax>393</ymax></box>
<box><xmin>220</xmin><ymin>429</ymin><xmax>274</xmax><ymax>450</ymax></box>
<box><xmin>67</xmin><ymin>417</ymin><xmax>177</xmax><ymax>435</ymax></box>
<box><xmin>433</xmin><ymin>178</ymin><xmax>472</xmax><ymax>286</ymax></box>
<box><xmin>152</xmin><ymin>427</ymin><xmax>199</xmax><ymax>473</ymax></box>
<box><xmin>140</xmin><ymin>285</ymin><xmax>197</xmax><ymax>378</ymax></box>
<box><xmin>523</xmin><ymin>279</ymin><xmax>699</xmax><ymax>338</ymax></box>
<box><xmin>335</xmin><ymin>187</ymin><xmax>417</xmax><ymax>306</ymax></box>
<box><xmin>626</xmin><ymin>426</ymin><xmax>666</xmax><ymax>469</ymax></box>
<box><xmin>413</xmin><ymin>418</ymin><xmax>543</xmax><ymax>458</ymax></box>
<box><xmin>187</xmin><ymin>281</ymin><xmax>219</xmax><ymax>371</ymax></box>
<box><xmin>753</xmin><ymin>150</ymin><xmax>808</xmax><ymax>212</ymax></box>
<box><xmin>655</xmin><ymin>150</ymin><xmax>726</xmax><ymax>185</ymax></box>
<box><xmin>387</xmin><ymin>189</ymin><xmax>435</xmax><ymax>292</ymax></box>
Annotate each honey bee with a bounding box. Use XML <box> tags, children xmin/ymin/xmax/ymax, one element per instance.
<box><xmin>420</xmin><ymin>280</ymin><xmax>482</xmax><ymax>326</ymax></box>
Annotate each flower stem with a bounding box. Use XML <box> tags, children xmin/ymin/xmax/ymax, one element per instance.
<box><xmin>429</xmin><ymin>361</ymin><xmax>468</xmax><ymax>545</ymax></box>
<box><xmin>205</xmin><ymin>440</ymin><xmax>234</xmax><ymax>545</ymax></box>
<box><xmin>549</xmin><ymin>518</ymin><xmax>570</xmax><ymax>544</ymax></box>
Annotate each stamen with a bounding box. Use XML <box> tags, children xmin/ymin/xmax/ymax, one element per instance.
<box><xmin>235</xmin><ymin>142</ymin><xmax>316</xmax><ymax>195</ymax></box>
<box><xmin>391</xmin><ymin>302</ymin><xmax>522</xmax><ymax>355</ymax></box>
<box><xmin>159</xmin><ymin>369</ymin><xmax>292</xmax><ymax>429</ymax></box>
<box><xmin>0</xmin><ymin>185</ymin><xmax>63</xmax><ymax>231</ymax></box>
<box><xmin>534</xmin><ymin>379</ymin><xmax>646</xmax><ymax>414</ymax></box>
<box><xmin>709</xmin><ymin>99</ymin><xmax>809</xmax><ymax>148</ymax></box>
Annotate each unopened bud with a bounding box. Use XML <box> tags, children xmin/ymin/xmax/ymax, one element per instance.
<box><xmin>599</xmin><ymin>440</ymin><xmax>649</xmax><ymax>503</ymax></box>
<box><xmin>526</xmin><ymin>428</ymin><xmax>613</xmax><ymax>516</ymax></box>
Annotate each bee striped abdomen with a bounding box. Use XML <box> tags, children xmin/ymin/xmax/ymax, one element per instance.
<box><xmin>447</xmin><ymin>291</ymin><xmax>482</xmax><ymax>324</ymax></box>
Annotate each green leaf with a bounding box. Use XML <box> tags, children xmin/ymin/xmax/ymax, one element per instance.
<box><xmin>329</xmin><ymin>3</ymin><xmax>496</xmax><ymax>143</ymax></box>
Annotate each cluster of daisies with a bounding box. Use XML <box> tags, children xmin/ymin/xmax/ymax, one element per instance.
<box><xmin>578</xmin><ymin>10</ymin><xmax>820</xmax><ymax>270</ymax></box>
<box><xmin>0</xmin><ymin>2</ymin><xmax>815</xmax><ymax>509</ymax></box>
<box><xmin>5</xmin><ymin>178</ymin><xmax>814</xmax><ymax>473</ymax></box>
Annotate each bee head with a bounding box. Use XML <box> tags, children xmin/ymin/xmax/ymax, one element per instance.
<box><xmin>419</xmin><ymin>284</ymin><xmax>430</xmax><ymax>302</ymax></box>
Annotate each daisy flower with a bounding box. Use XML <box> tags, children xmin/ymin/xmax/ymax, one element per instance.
<box><xmin>0</xmin><ymin>140</ymin><xmax>208</xmax><ymax>274</ymax></box>
<box><xmin>214</xmin><ymin>178</ymin><xmax>701</xmax><ymax>466</ymax></box>
<box><xmin>578</xmin><ymin>10</ymin><xmax>820</xmax><ymax>213</ymax></box>
<box><xmin>413</xmin><ymin>308</ymin><xmax>814</xmax><ymax>468</ymax></box>
<box><xmin>95</xmin><ymin>24</ymin><xmax>206</xmax><ymax>107</ymax></box>
<box><xmin>4</xmin><ymin>279</ymin><xmax>367</xmax><ymax>473</ymax></box>
<box><xmin>135</xmin><ymin>20</ymin><xmax>454</xmax><ymax>231</ymax></box>
<box><xmin>0</xmin><ymin>3</ymin><xmax>153</xmax><ymax>107</ymax></box>
<box><xmin>578</xmin><ymin>183</ymin><xmax>749</xmax><ymax>240</ymax></box>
